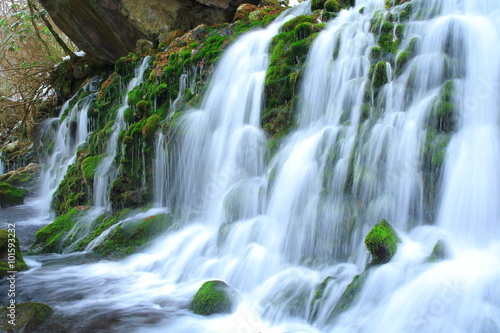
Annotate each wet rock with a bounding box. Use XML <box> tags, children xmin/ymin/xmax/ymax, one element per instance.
<box><xmin>233</xmin><ymin>3</ymin><xmax>259</xmax><ymax>22</ymax></box>
<box><xmin>0</xmin><ymin>302</ymin><xmax>53</xmax><ymax>333</ymax></box>
<box><xmin>38</xmin><ymin>0</ymin><xmax>260</xmax><ymax>63</ymax></box>
<box><xmin>364</xmin><ymin>219</ymin><xmax>400</xmax><ymax>267</ymax></box>
<box><xmin>0</xmin><ymin>228</ymin><xmax>28</xmax><ymax>276</ymax></box>
<box><xmin>427</xmin><ymin>239</ymin><xmax>449</xmax><ymax>263</ymax></box>
<box><xmin>0</xmin><ymin>183</ymin><xmax>25</xmax><ymax>208</ymax></box>
<box><xmin>190</xmin><ymin>280</ymin><xmax>236</xmax><ymax>316</ymax></box>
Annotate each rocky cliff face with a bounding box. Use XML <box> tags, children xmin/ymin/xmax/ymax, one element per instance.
<box><xmin>38</xmin><ymin>0</ymin><xmax>260</xmax><ymax>63</ymax></box>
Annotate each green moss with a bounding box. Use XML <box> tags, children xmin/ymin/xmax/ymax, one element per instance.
<box><xmin>395</xmin><ymin>24</ymin><xmax>405</xmax><ymax>40</ymax></box>
<box><xmin>142</xmin><ymin>114</ymin><xmax>161</xmax><ymax>140</ymax></box>
<box><xmin>0</xmin><ymin>182</ymin><xmax>25</xmax><ymax>208</ymax></box>
<box><xmin>370</xmin><ymin>46</ymin><xmax>381</xmax><ymax>61</ymax></box>
<box><xmin>427</xmin><ymin>239</ymin><xmax>448</xmax><ymax>263</ymax></box>
<box><xmin>0</xmin><ymin>302</ymin><xmax>53</xmax><ymax>333</ymax></box>
<box><xmin>190</xmin><ymin>280</ymin><xmax>235</xmax><ymax>316</ymax></box>
<box><xmin>128</xmin><ymin>87</ymin><xmax>145</xmax><ymax>107</ymax></box>
<box><xmin>399</xmin><ymin>3</ymin><xmax>414</xmax><ymax>20</ymax></box>
<box><xmin>331</xmin><ymin>271</ymin><xmax>368</xmax><ymax>318</ymax></box>
<box><xmin>372</xmin><ymin>61</ymin><xmax>388</xmax><ymax>89</ymax></box>
<box><xmin>0</xmin><ymin>229</ymin><xmax>28</xmax><ymax>276</ymax></box>
<box><xmin>364</xmin><ymin>219</ymin><xmax>400</xmax><ymax>266</ymax></box>
<box><xmin>93</xmin><ymin>213</ymin><xmax>173</xmax><ymax>257</ymax></box>
<box><xmin>31</xmin><ymin>208</ymin><xmax>84</xmax><ymax>253</ymax></box>
<box><xmin>295</xmin><ymin>22</ymin><xmax>313</xmax><ymax>40</ymax></box>
<box><xmin>324</xmin><ymin>0</ymin><xmax>340</xmax><ymax>12</ymax></box>
<box><xmin>311</xmin><ymin>0</ymin><xmax>327</xmax><ymax>11</ymax></box>
<box><xmin>81</xmin><ymin>155</ymin><xmax>103</xmax><ymax>182</ymax></box>
<box><xmin>396</xmin><ymin>51</ymin><xmax>410</xmax><ymax>75</ymax></box>
<box><xmin>281</xmin><ymin>15</ymin><xmax>314</xmax><ymax>33</ymax></box>
<box><xmin>310</xmin><ymin>276</ymin><xmax>333</xmax><ymax>321</ymax></box>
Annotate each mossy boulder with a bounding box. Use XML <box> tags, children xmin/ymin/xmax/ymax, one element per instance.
<box><xmin>30</xmin><ymin>208</ymin><xmax>85</xmax><ymax>253</ymax></box>
<box><xmin>310</xmin><ymin>276</ymin><xmax>333</xmax><ymax>321</ymax></box>
<box><xmin>331</xmin><ymin>271</ymin><xmax>368</xmax><ymax>318</ymax></box>
<box><xmin>324</xmin><ymin>0</ymin><xmax>340</xmax><ymax>12</ymax></box>
<box><xmin>190</xmin><ymin>280</ymin><xmax>236</xmax><ymax>316</ymax></box>
<box><xmin>427</xmin><ymin>239</ymin><xmax>449</xmax><ymax>263</ymax></box>
<box><xmin>364</xmin><ymin>219</ymin><xmax>401</xmax><ymax>266</ymax></box>
<box><xmin>0</xmin><ymin>182</ymin><xmax>25</xmax><ymax>208</ymax></box>
<box><xmin>372</xmin><ymin>61</ymin><xmax>389</xmax><ymax>89</ymax></box>
<box><xmin>0</xmin><ymin>229</ymin><xmax>28</xmax><ymax>276</ymax></box>
<box><xmin>93</xmin><ymin>213</ymin><xmax>173</xmax><ymax>257</ymax></box>
<box><xmin>0</xmin><ymin>163</ymin><xmax>39</xmax><ymax>189</ymax></box>
<box><xmin>0</xmin><ymin>302</ymin><xmax>53</xmax><ymax>333</ymax></box>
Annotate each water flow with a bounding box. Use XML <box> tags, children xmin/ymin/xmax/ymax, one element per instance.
<box><xmin>93</xmin><ymin>57</ymin><xmax>152</xmax><ymax>209</ymax></box>
<box><xmin>37</xmin><ymin>79</ymin><xmax>99</xmax><ymax>215</ymax></box>
<box><xmin>18</xmin><ymin>0</ymin><xmax>500</xmax><ymax>332</ymax></box>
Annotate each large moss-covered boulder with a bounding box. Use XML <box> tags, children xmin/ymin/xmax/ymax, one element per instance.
<box><xmin>364</xmin><ymin>219</ymin><xmax>400</xmax><ymax>266</ymax></box>
<box><xmin>30</xmin><ymin>208</ymin><xmax>85</xmax><ymax>254</ymax></box>
<box><xmin>0</xmin><ymin>302</ymin><xmax>53</xmax><ymax>333</ymax></box>
<box><xmin>93</xmin><ymin>213</ymin><xmax>173</xmax><ymax>258</ymax></box>
<box><xmin>0</xmin><ymin>229</ymin><xmax>28</xmax><ymax>277</ymax></box>
<box><xmin>0</xmin><ymin>182</ymin><xmax>25</xmax><ymax>208</ymax></box>
<box><xmin>190</xmin><ymin>280</ymin><xmax>236</xmax><ymax>316</ymax></box>
<box><xmin>0</xmin><ymin>163</ymin><xmax>39</xmax><ymax>189</ymax></box>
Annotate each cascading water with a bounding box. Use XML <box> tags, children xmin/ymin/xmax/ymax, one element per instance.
<box><xmin>11</xmin><ymin>0</ymin><xmax>500</xmax><ymax>332</ymax></box>
<box><xmin>36</xmin><ymin>78</ymin><xmax>100</xmax><ymax>215</ymax></box>
<box><xmin>93</xmin><ymin>56</ymin><xmax>152</xmax><ymax>209</ymax></box>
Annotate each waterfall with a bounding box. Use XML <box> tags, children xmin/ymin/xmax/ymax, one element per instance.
<box><xmin>93</xmin><ymin>56</ymin><xmax>152</xmax><ymax>209</ymax></box>
<box><xmin>37</xmin><ymin>78</ymin><xmax>100</xmax><ymax>215</ymax></box>
<box><xmin>18</xmin><ymin>0</ymin><xmax>500</xmax><ymax>332</ymax></box>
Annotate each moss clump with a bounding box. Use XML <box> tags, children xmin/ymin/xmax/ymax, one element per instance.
<box><xmin>190</xmin><ymin>280</ymin><xmax>235</xmax><ymax>316</ymax></box>
<box><xmin>427</xmin><ymin>239</ymin><xmax>449</xmax><ymax>263</ymax></box>
<box><xmin>324</xmin><ymin>0</ymin><xmax>340</xmax><ymax>12</ymax></box>
<box><xmin>294</xmin><ymin>22</ymin><xmax>313</xmax><ymax>40</ymax></box>
<box><xmin>0</xmin><ymin>302</ymin><xmax>53</xmax><ymax>333</ymax></box>
<box><xmin>81</xmin><ymin>155</ymin><xmax>103</xmax><ymax>183</ymax></box>
<box><xmin>331</xmin><ymin>272</ymin><xmax>368</xmax><ymax>317</ymax></box>
<box><xmin>142</xmin><ymin>114</ymin><xmax>161</xmax><ymax>140</ymax></box>
<box><xmin>372</xmin><ymin>61</ymin><xmax>388</xmax><ymax>89</ymax></box>
<box><xmin>0</xmin><ymin>182</ymin><xmax>25</xmax><ymax>208</ymax></box>
<box><xmin>310</xmin><ymin>276</ymin><xmax>333</xmax><ymax>321</ymax></box>
<box><xmin>395</xmin><ymin>24</ymin><xmax>405</xmax><ymax>40</ymax></box>
<box><xmin>396</xmin><ymin>51</ymin><xmax>410</xmax><ymax>75</ymax></box>
<box><xmin>370</xmin><ymin>46</ymin><xmax>381</xmax><ymax>61</ymax></box>
<box><xmin>93</xmin><ymin>213</ymin><xmax>173</xmax><ymax>258</ymax></box>
<box><xmin>311</xmin><ymin>0</ymin><xmax>327</xmax><ymax>11</ymax></box>
<box><xmin>0</xmin><ymin>229</ymin><xmax>28</xmax><ymax>276</ymax></box>
<box><xmin>30</xmin><ymin>208</ymin><xmax>84</xmax><ymax>253</ymax></box>
<box><xmin>364</xmin><ymin>219</ymin><xmax>400</xmax><ymax>266</ymax></box>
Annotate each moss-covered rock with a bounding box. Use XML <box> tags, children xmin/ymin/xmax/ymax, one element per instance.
<box><xmin>427</xmin><ymin>239</ymin><xmax>449</xmax><ymax>263</ymax></box>
<box><xmin>0</xmin><ymin>163</ymin><xmax>39</xmax><ymax>190</ymax></box>
<box><xmin>81</xmin><ymin>155</ymin><xmax>103</xmax><ymax>183</ymax></box>
<box><xmin>30</xmin><ymin>208</ymin><xmax>86</xmax><ymax>253</ymax></box>
<box><xmin>310</xmin><ymin>276</ymin><xmax>333</xmax><ymax>321</ymax></box>
<box><xmin>364</xmin><ymin>219</ymin><xmax>400</xmax><ymax>266</ymax></box>
<box><xmin>372</xmin><ymin>61</ymin><xmax>388</xmax><ymax>89</ymax></box>
<box><xmin>0</xmin><ymin>302</ymin><xmax>53</xmax><ymax>333</ymax></box>
<box><xmin>0</xmin><ymin>182</ymin><xmax>25</xmax><ymax>208</ymax></box>
<box><xmin>0</xmin><ymin>229</ymin><xmax>28</xmax><ymax>276</ymax></box>
<box><xmin>190</xmin><ymin>280</ymin><xmax>236</xmax><ymax>316</ymax></box>
<box><xmin>330</xmin><ymin>271</ymin><xmax>368</xmax><ymax>318</ymax></box>
<box><xmin>92</xmin><ymin>213</ymin><xmax>173</xmax><ymax>257</ymax></box>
